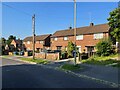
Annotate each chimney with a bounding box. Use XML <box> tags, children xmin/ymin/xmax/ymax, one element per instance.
<box><xmin>69</xmin><ymin>26</ymin><xmax>72</xmax><ymax>29</ymax></box>
<box><xmin>90</xmin><ymin>23</ymin><xmax>94</xmax><ymax>26</ymax></box>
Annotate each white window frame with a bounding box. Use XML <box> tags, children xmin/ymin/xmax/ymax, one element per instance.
<box><xmin>76</xmin><ymin>35</ymin><xmax>83</xmax><ymax>40</ymax></box>
<box><xmin>40</xmin><ymin>41</ymin><xmax>44</xmax><ymax>44</ymax></box>
<box><xmin>94</xmin><ymin>33</ymin><xmax>103</xmax><ymax>39</ymax></box>
<box><xmin>27</xmin><ymin>41</ymin><xmax>30</xmax><ymax>44</ymax></box>
<box><xmin>54</xmin><ymin>37</ymin><xmax>58</xmax><ymax>41</ymax></box>
<box><xmin>63</xmin><ymin>36</ymin><xmax>68</xmax><ymax>40</ymax></box>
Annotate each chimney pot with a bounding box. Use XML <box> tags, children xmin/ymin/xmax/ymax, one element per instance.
<box><xmin>69</xmin><ymin>26</ymin><xmax>72</xmax><ymax>29</ymax></box>
<box><xmin>90</xmin><ymin>23</ymin><xmax>94</xmax><ymax>26</ymax></box>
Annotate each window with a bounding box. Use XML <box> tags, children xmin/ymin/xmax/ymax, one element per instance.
<box><xmin>54</xmin><ymin>37</ymin><xmax>58</xmax><ymax>41</ymax></box>
<box><xmin>27</xmin><ymin>41</ymin><xmax>30</xmax><ymax>44</ymax></box>
<box><xmin>76</xmin><ymin>35</ymin><xmax>83</xmax><ymax>40</ymax></box>
<box><xmin>40</xmin><ymin>41</ymin><xmax>44</xmax><ymax>44</ymax></box>
<box><xmin>57</xmin><ymin>46</ymin><xmax>62</xmax><ymax>50</ymax></box>
<box><xmin>94</xmin><ymin>33</ymin><xmax>103</xmax><ymax>39</ymax></box>
<box><xmin>64</xmin><ymin>37</ymin><xmax>68</xmax><ymax>40</ymax></box>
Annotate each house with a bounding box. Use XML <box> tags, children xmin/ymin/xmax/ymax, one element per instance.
<box><xmin>23</xmin><ymin>34</ymin><xmax>51</xmax><ymax>52</ymax></box>
<box><xmin>10</xmin><ymin>39</ymin><xmax>23</xmax><ymax>52</ymax></box>
<box><xmin>51</xmin><ymin>23</ymin><xmax>111</xmax><ymax>53</ymax></box>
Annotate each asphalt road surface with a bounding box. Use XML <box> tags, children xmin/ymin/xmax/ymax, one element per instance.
<box><xmin>2</xmin><ymin>58</ymin><xmax>113</xmax><ymax>88</ymax></box>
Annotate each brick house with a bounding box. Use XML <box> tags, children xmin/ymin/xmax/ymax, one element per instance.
<box><xmin>10</xmin><ymin>39</ymin><xmax>23</xmax><ymax>51</ymax></box>
<box><xmin>51</xmin><ymin>23</ymin><xmax>112</xmax><ymax>53</ymax></box>
<box><xmin>23</xmin><ymin>34</ymin><xmax>51</xmax><ymax>52</ymax></box>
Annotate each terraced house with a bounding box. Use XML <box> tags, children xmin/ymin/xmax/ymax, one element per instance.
<box><xmin>51</xmin><ymin>23</ymin><xmax>113</xmax><ymax>54</ymax></box>
<box><xmin>23</xmin><ymin>34</ymin><xmax>51</xmax><ymax>52</ymax></box>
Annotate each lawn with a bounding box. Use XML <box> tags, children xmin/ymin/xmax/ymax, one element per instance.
<box><xmin>81</xmin><ymin>54</ymin><xmax>120</xmax><ymax>67</ymax></box>
<box><xmin>20</xmin><ymin>58</ymin><xmax>50</xmax><ymax>64</ymax></box>
<box><xmin>61</xmin><ymin>64</ymin><xmax>81</xmax><ymax>71</ymax></box>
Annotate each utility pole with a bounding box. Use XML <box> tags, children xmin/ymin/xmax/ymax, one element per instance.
<box><xmin>74</xmin><ymin>0</ymin><xmax>77</xmax><ymax>65</ymax></box>
<box><xmin>32</xmin><ymin>14</ymin><xmax>35</xmax><ymax>60</ymax></box>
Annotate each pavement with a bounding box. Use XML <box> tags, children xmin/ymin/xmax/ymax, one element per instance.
<box><xmin>1</xmin><ymin>55</ymin><xmax>120</xmax><ymax>88</ymax></box>
<box><xmin>2</xmin><ymin>58</ymin><xmax>113</xmax><ymax>88</ymax></box>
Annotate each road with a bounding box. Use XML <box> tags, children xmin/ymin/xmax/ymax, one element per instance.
<box><xmin>2</xmin><ymin>58</ymin><xmax>113</xmax><ymax>88</ymax></box>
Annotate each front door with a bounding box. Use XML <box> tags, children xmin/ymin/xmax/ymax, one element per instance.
<box><xmin>86</xmin><ymin>46</ymin><xmax>94</xmax><ymax>57</ymax></box>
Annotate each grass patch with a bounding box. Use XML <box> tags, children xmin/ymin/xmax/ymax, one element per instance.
<box><xmin>61</xmin><ymin>64</ymin><xmax>81</xmax><ymax>71</ymax></box>
<box><xmin>2</xmin><ymin>55</ymin><xmax>12</xmax><ymax>59</ymax></box>
<box><xmin>20</xmin><ymin>58</ymin><xmax>49</xmax><ymax>64</ymax></box>
<box><xmin>81</xmin><ymin>54</ymin><xmax>120</xmax><ymax>67</ymax></box>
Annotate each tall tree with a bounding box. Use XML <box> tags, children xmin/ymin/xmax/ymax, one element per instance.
<box><xmin>6</xmin><ymin>35</ymin><xmax>16</xmax><ymax>45</ymax></box>
<box><xmin>107</xmin><ymin>8</ymin><xmax>120</xmax><ymax>41</ymax></box>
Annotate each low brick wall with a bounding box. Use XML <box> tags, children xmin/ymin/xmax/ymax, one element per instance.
<box><xmin>35</xmin><ymin>53</ymin><xmax>46</xmax><ymax>59</ymax></box>
<box><xmin>35</xmin><ymin>53</ymin><xmax>60</xmax><ymax>60</ymax></box>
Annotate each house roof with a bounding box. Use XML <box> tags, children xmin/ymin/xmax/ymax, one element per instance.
<box><xmin>51</xmin><ymin>23</ymin><xmax>110</xmax><ymax>37</ymax></box>
<box><xmin>23</xmin><ymin>34</ymin><xmax>51</xmax><ymax>42</ymax></box>
<box><xmin>14</xmin><ymin>40</ymin><xmax>22</xmax><ymax>44</ymax></box>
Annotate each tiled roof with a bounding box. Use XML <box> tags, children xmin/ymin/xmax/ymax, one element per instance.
<box><xmin>51</xmin><ymin>23</ymin><xmax>109</xmax><ymax>37</ymax></box>
<box><xmin>23</xmin><ymin>34</ymin><xmax>51</xmax><ymax>42</ymax></box>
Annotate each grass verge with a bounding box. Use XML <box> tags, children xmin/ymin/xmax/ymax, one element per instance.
<box><xmin>20</xmin><ymin>58</ymin><xmax>49</xmax><ymax>64</ymax></box>
<box><xmin>61</xmin><ymin>64</ymin><xmax>81</xmax><ymax>71</ymax></box>
<box><xmin>81</xmin><ymin>54</ymin><xmax>120</xmax><ymax>67</ymax></box>
<box><xmin>2</xmin><ymin>55</ymin><xmax>11</xmax><ymax>59</ymax></box>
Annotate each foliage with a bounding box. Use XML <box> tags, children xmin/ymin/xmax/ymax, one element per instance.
<box><xmin>81</xmin><ymin>54</ymin><xmax>120</xmax><ymax>67</ymax></box>
<box><xmin>6</xmin><ymin>35</ymin><xmax>16</xmax><ymax>45</ymax></box>
<box><xmin>61</xmin><ymin>64</ymin><xmax>81</xmax><ymax>71</ymax></box>
<box><xmin>67</xmin><ymin>41</ymin><xmax>75</xmax><ymax>58</ymax></box>
<box><xmin>107</xmin><ymin>8</ymin><xmax>120</xmax><ymax>41</ymax></box>
<box><xmin>96</xmin><ymin>38</ymin><xmax>113</xmax><ymax>56</ymax></box>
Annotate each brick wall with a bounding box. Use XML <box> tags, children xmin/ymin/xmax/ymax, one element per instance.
<box><xmin>35</xmin><ymin>53</ymin><xmax>60</xmax><ymax>60</ymax></box>
<box><xmin>51</xmin><ymin>32</ymin><xmax>109</xmax><ymax>52</ymax></box>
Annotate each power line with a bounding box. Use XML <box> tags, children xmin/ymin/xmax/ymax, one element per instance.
<box><xmin>3</xmin><ymin>3</ymin><xmax>32</xmax><ymax>16</ymax></box>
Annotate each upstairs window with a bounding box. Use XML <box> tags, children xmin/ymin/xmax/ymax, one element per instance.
<box><xmin>40</xmin><ymin>41</ymin><xmax>44</xmax><ymax>44</ymax></box>
<box><xmin>94</xmin><ymin>33</ymin><xmax>103</xmax><ymax>39</ymax></box>
<box><xmin>76</xmin><ymin>35</ymin><xmax>83</xmax><ymax>40</ymax></box>
<box><xmin>64</xmin><ymin>37</ymin><xmax>68</xmax><ymax>40</ymax></box>
<box><xmin>54</xmin><ymin>37</ymin><xmax>58</xmax><ymax>41</ymax></box>
<box><xmin>27</xmin><ymin>41</ymin><xmax>30</xmax><ymax>44</ymax></box>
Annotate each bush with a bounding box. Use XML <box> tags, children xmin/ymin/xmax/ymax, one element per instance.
<box><xmin>67</xmin><ymin>41</ymin><xmax>75</xmax><ymax>58</ymax></box>
<box><xmin>96</xmin><ymin>38</ymin><xmax>113</xmax><ymax>56</ymax></box>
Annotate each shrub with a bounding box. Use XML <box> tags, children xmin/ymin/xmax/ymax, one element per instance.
<box><xmin>96</xmin><ymin>38</ymin><xmax>113</xmax><ymax>56</ymax></box>
<box><xmin>67</xmin><ymin>41</ymin><xmax>75</xmax><ymax>58</ymax></box>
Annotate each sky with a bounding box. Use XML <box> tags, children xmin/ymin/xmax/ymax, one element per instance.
<box><xmin>2</xmin><ymin>2</ymin><xmax>118</xmax><ymax>39</ymax></box>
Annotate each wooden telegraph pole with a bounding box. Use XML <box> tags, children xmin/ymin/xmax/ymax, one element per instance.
<box><xmin>74</xmin><ymin>0</ymin><xmax>77</xmax><ymax>65</ymax></box>
<box><xmin>32</xmin><ymin>14</ymin><xmax>35</xmax><ymax>60</ymax></box>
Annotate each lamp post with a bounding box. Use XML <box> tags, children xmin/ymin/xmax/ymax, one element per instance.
<box><xmin>74</xmin><ymin>0</ymin><xmax>77</xmax><ymax>65</ymax></box>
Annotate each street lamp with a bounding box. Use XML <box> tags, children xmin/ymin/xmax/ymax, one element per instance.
<box><xmin>74</xmin><ymin>0</ymin><xmax>77</xmax><ymax>65</ymax></box>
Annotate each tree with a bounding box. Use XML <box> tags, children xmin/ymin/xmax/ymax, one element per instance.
<box><xmin>67</xmin><ymin>41</ymin><xmax>75</xmax><ymax>57</ymax></box>
<box><xmin>0</xmin><ymin>38</ymin><xmax>6</xmax><ymax>55</ymax></box>
<box><xmin>96</xmin><ymin>38</ymin><xmax>113</xmax><ymax>56</ymax></box>
<box><xmin>107</xmin><ymin>8</ymin><xmax>120</xmax><ymax>41</ymax></box>
<box><xmin>6</xmin><ymin>35</ymin><xmax>16</xmax><ymax>45</ymax></box>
